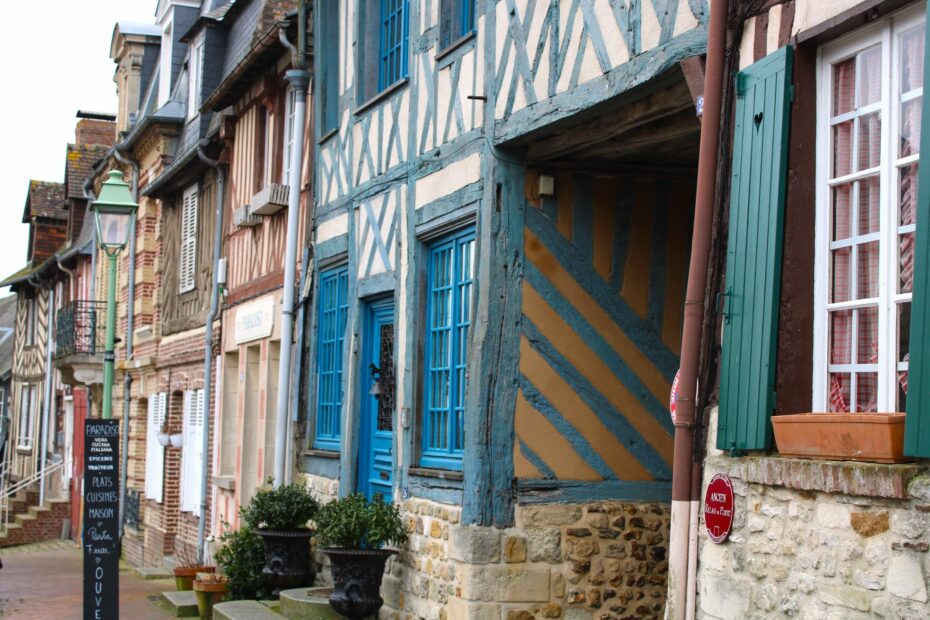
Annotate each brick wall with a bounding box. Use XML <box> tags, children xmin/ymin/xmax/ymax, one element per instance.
<box><xmin>32</xmin><ymin>220</ymin><xmax>67</xmax><ymax>265</ymax></box>
<box><xmin>75</xmin><ymin>119</ymin><xmax>116</xmax><ymax>148</ymax></box>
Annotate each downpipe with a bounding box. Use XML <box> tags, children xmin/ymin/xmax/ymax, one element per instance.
<box><xmin>113</xmin><ymin>145</ymin><xmax>139</xmax><ymax>540</ymax></box>
<box><xmin>273</xmin><ymin>8</ymin><xmax>310</xmax><ymax>487</ymax></box>
<box><xmin>667</xmin><ymin>1</ymin><xmax>727</xmax><ymax>618</ymax></box>
<box><xmin>196</xmin><ymin>142</ymin><xmax>225</xmax><ymax>563</ymax></box>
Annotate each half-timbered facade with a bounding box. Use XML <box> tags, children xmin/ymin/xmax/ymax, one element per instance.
<box><xmin>300</xmin><ymin>1</ymin><xmax>709</xmax><ymax>617</ymax></box>
<box><xmin>199</xmin><ymin>3</ymin><xmax>313</xmax><ymax>534</ymax></box>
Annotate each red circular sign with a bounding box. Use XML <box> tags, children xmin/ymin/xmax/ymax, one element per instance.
<box><xmin>704</xmin><ymin>473</ymin><xmax>734</xmax><ymax>544</ymax></box>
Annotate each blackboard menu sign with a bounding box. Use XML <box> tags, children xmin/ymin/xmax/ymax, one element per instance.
<box><xmin>83</xmin><ymin>419</ymin><xmax>120</xmax><ymax>620</ymax></box>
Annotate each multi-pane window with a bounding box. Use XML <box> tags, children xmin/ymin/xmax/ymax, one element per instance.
<box><xmin>422</xmin><ymin>227</ymin><xmax>475</xmax><ymax>470</ymax></box>
<box><xmin>439</xmin><ymin>0</ymin><xmax>475</xmax><ymax>50</ymax></box>
<box><xmin>379</xmin><ymin>0</ymin><xmax>409</xmax><ymax>91</ymax></box>
<box><xmin>815</xmin><ymin>10</ymin><xmax>925</xmax><ymax>413</ymax></box>
<box><xmin>179</xmin><ymin>184</ymin><xmax>198</xmax><ymax>293</ymax></box>
<box><xmin>314</xmin><ymin>266</ymin><xmax>349</xmax><ymax>451</ymax></box>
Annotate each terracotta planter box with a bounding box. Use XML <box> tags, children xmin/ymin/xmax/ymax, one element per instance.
<box><xmin>772</xmin><ymin>413</ymin><xmax>909</xmax><ymax>464</ymax></box>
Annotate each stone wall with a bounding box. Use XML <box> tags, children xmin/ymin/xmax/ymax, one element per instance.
<box><xmin>309</xmin><ymin>495</ymin><xmax>670</xmax><ymax>620</ymax></box>
<box><xmin>697</xmin><ymin>411</ymin><xmax>930</xmax><ymax>619</ymax></box>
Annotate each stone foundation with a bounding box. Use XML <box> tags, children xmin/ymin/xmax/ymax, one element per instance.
<box><xmin>306</xmin><ymin>483</ymin><xmax>670</xmax><ymax>620</ymax></box>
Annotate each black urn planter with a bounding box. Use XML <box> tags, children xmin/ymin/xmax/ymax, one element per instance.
<box><xmin>323</xmin><ymin>548</ymin><xmax>396</xmax><ymax>620</ymax></box>
<box><xmin>255</xmin><ymin>529</ymin><xmax>314</xmax><ymax>596</ymax></box>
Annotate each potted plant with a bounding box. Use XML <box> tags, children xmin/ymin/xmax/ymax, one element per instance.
<box><xmin>316</xmin><ymin>494</ymin><xmax>409</xmax><ymax>620</ymax></box>
<box><xmin>192</xmin><ymin>572</ymin><xmax>228</xmax><ymax>619</ymax></box>
<box><xmin>172</xmin><ymin>546</ymin><xmax>215</xmax><ymax>591</ymax></box>
<box><xmin>214</xmin><ymin>524</ymin><xmax>271</xmax><ymax>601</ymax></box>
<box><xmin>157</xmin><ymin>419</ymin><xmax>171</xmax><ymax>447</ymax></box>
<box><xmin>239</xmin><ymin>483</ymin><xmax>320</xmax><ymax>595</ymax></box>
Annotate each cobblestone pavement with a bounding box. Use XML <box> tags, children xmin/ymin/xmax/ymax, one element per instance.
<box><xmin>0</xmin><ymin>540</ymin><xmax>174</xmax><ymax>619</ymax></box>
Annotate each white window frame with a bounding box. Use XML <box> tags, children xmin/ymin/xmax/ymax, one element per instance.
<box><xmin>187</xmin><ymin>40</ymin><xmax>204</xmax><ymax>120</ymax></box>
<box><xmin>262</xmin><ymin>106</ymin><xmax>275</xmax><ymax>187</ymax></box>
<box><xmin>16</xmin><ymin>384</ymin><xmax>36</xmax><ymax>450</ymax></box>
<box><xmin>159</xmin><ymin>20</ymin><xmax>174</xmax><ymax>107</ymax></box>
<box><xmin>24</xmin><ymin>299</ymin><xmax>35</xmax><ymax>346</ymax></box>
<box><xmin>813</xmin><ymin>5</ymin><xmax>925</xmax><ymax>412</ymax></box>
<box><xmin>179</xmin><ymin>184</ymin><xmax>199</xmax><ymax>294</ymax></box>
<box><xmin>179</xmin><ymin>389</ymin><xmax>205</xmax><ymax>514</ymax></box>
<box><xmin>144</xmin><ymin>393</ymin><xmax>167</xmax><ymax>503</ymax></box>
<box><xmin>282</xmin><ymin>86</ymin><xmax>296</xmax><ymax>184</ymax></box>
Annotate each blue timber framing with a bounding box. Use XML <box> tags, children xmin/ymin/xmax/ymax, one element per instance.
<box><xmin>302</xmin><ymin>0</ymin><xmax>709</xmax><ymax>527</ymax></box>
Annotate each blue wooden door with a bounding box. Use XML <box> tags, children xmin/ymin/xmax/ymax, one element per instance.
<box><xmin>357</xmin><ymin>299</ymin><xmax>395</xmax><ymax>501</ymax></box>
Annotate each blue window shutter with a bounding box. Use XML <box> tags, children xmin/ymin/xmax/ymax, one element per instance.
<box><xmin>314</xmin><ymin>267</ymin><xmax>349</xmax><ymax>450</ymax></box>
<box><xmin>717</xmin><ymin>46</ymin><xmax>794</xmax><ymax>452</ymax></box>
<box><xmin>905</xmin><ymin>8</ymin><xmax>930</xmax><ymax>457</ymax></box>
<box><xmin>379</xmin><ymin>0</ymin><xmax>409</xmax><ymax>91</ymax></box>
<box><xmin>422</xmin><ymin>228</ymin><xmax>476</xmax><ymax>469</ymax></box>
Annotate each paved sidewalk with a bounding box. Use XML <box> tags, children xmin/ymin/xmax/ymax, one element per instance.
<box><xmin>0</xmin><ymin>540</ymin><xmax>174</xmax><ymax>619</ymax></box>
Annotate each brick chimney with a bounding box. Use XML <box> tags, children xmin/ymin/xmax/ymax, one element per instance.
<box><xmin>75</xmin><ymin>118</ymin><xmax>117</xmax><ymax>148</ymax></box>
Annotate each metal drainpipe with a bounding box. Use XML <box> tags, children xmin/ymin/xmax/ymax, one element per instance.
<box><xmin>196</xmin><ymin>142</ymin><xmax>225</xmax><ymax>563</ymax></box>
<box><xmin>112</xmin><ymin>146</ymin><xmax>139</xmax><ymax>540</ymax></box>
<box><xmin>668</xmin><ymin>1</ymin><xmax>727</xmax><ymax>618</ymax></box>
<box><xmin>274</xmin><ymin>7</ymin><xmax>310</xmax><ymax>487</ymax></box>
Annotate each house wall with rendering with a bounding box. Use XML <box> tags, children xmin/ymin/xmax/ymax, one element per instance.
<box><xmin>694</xmin><ymin>1</ymin><xmax>930</xmax><ymax>619</ymax></box>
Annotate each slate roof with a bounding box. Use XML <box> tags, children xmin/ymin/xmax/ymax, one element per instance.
<box><xmin>0</xmin><ymin>264</ymin><xmax>36</xmax><ymax>288</ymax></box>
<box><xmin>23</xmin><ymin>181</ymin><xmax>67</xmax><ymax>222</ymax></box>
<box><xmin>65</xmin><ymin>144</ymin><xmax>110</xmax><ymax>199</ymax></box>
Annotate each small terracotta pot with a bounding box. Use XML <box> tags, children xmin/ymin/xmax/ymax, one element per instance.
<box><xmin>172</xmin><ymin>565</ymin><xmax>214</xmax><ymax>591</ymax></box>
<box><xmin>193</xmin><ymin>578</ymin><xmax>228</xmax><ymax>619</ymax></box>
<box><xmin>772</xmin><ymin>412</ymin><xmax>909</xmax><ymax>463</ymax></box>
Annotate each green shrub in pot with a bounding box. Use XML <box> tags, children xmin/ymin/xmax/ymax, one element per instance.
<box><xmin>239</xmin><ymin>484</ymin><xmax>321</xmax><ymax>595</ymax></box>
<box><xmin>316</xmin><ymin>494</ymin><xmax>408</xmax><ymax>619</ymax></box>
<box><xmin>214</xmin><ymin>525</ymin><xmax>269</xmax><ymax>601</ymax></box>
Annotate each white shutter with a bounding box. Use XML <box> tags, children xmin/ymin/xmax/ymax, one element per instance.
<box><xmin>179</xmin><ymin>185</ymin><xmax>198</xmax><ymax>293</ymax></box>
<box><xmin>180</xmin><ymin>389</ymin><xmax>205</xmax><ymax>514</ymax></box>
<box><xmin>145</xmin><ymin>393</ymin><xmax>166</xmax><ymax>503</ymax></box>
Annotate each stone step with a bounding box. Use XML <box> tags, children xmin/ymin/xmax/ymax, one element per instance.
<box><xmin>136</xmin><ymin>566</ymin><xmax>173</xmax><ymax>580</ymax></box>
<box><xmin>213</xmin><ymin>600</ymin><xmax>284</xmax><ymax>620</ymax></box>
<box><xmin>161</xmin><ymin>590</ymin><xmax>199</xmax><ymax>617</ymax></box>
<box><xmin>278</xmin><ymin>588</ymin><xmax>341</xmax><ymax>620</ymax></box>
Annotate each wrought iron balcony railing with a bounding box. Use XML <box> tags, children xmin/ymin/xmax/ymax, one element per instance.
<box><xmin>55</xmin><ymin>300</ymin><xmax>106</xmax><ymax>359</ymax></box>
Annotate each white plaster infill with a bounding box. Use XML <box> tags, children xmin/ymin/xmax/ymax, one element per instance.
<box><xmin>316</xmin><ymin>212</ymin><xmax>349</xmax><ymax>243</ymax></box>
<box><xmin>414</xmin><ymin>153</ymin><xmax>481</xmax><ymax>209</ymax></box>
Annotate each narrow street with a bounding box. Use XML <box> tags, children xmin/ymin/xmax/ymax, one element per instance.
<box><xmin>0</xmin><ymin>541</ymin><xmax>172</xmax><ymax>619</ymax></box>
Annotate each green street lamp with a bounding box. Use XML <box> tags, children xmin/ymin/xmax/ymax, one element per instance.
<box><xmin>91</xmin><ymin>170</ymin><xmax>138</xmax><ymax>420</ymax></box>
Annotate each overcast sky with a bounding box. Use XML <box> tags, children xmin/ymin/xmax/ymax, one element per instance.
<box><xmin>0</xmin><ymin>0</ymin><xmax>157</xmax><ymax>286</ymax></box>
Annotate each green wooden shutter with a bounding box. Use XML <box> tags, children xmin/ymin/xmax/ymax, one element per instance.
<box><xmin>904</xmin><ymin>6</ymin><xmax>930</xmax><ymax>457</ymax></box>
<box><xmin>717</xmin><ymin>46</ymin><xmax>794</xmax><ymax>452</ymax></box>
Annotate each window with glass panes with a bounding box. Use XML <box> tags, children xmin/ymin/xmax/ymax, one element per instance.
<box><xmin>314</xmin><ymin>266</ymin><xmax>349</xmax><ymax>450</ymax></box>
<box><xmin>814</xmin><ymin>10</ymin><xmax>925</xmax><ymax>413</ymax></box>
<box><xmin>439</xmin><ymin>0</ymin><xmax>475</xmax><ymax>50</ymax></box>
<box><xmin>422</xmin><ymin>228</ymin><xmax>475</xmax><ymax>470</ymax></box>
<box><xmin>379</xmin><ymin>0</ymin><xmax>409</xmax><ymax>91</ymax></box>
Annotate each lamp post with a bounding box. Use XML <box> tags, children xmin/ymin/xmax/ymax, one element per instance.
<box><xmin>91</xmin><ymin>170</ymin><xmax>138</xmax><ymax>420</ymax></box>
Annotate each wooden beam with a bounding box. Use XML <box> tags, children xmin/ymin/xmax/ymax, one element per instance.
<box><xmin>679</xmin><ymin>56</ymin><xmax>706</xmax><ymax>116</ymax></box>
<box><xmin>525</xmin><ymin>80</ymin><xmax>694</xmax><ymax>163</ymax></box>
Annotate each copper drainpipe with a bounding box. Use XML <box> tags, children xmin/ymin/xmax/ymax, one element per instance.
<box><xmin>668</xmin><ymin>1</ymin><xmax>727</xmax><ymax>618</ymax></box>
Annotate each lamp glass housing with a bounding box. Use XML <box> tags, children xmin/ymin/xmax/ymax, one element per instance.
<box><xmin>91</xmin><ymin>170</ymin><xmax>138</xmax><ymax>251</ymax></box>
